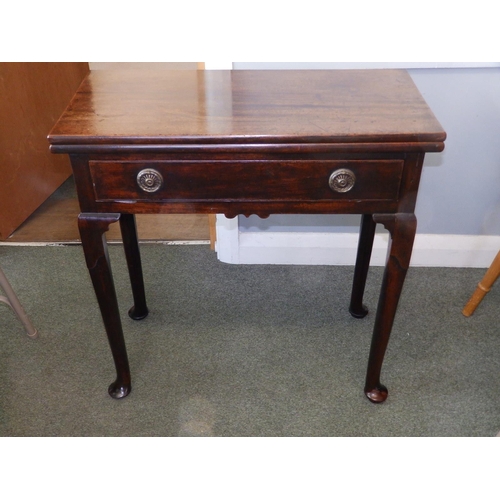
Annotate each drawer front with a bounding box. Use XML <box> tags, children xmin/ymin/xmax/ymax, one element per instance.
<box><xmin>89</xmin><ymin>160</ymin><xmax>404</xmax><ymax>203</ymax></box>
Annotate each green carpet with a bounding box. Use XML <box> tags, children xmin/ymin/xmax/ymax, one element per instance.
<box><xmin>0</xmin><ymin>244</ymin><xmax>499</xmax><ymax>436</ymax></box>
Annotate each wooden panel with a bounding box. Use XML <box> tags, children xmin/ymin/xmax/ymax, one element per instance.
<box><xmin>89</xmin><ymin>159</ymin><xmax>404</xmax><ymax>203</ymax></box>
<box><xmin>0</xmin><ymin>62</ymin><xmax>89</xmax><ymax>239</ymax></box>
<box><xmin>48</xmin><ymin>69</ymin><xmax>446</xmax><ymax>147</ymax></box>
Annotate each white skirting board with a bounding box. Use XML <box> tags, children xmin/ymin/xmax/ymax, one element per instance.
<box><xmin>215</xmin><ymin>216</ymin><xmax>500</xmax><ymax>268</ymax></box>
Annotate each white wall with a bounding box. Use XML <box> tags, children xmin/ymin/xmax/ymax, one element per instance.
<box><xmin>216</xmin><ymin>63</ymin><xmax>500</xmax><ymax>267</ymax></box>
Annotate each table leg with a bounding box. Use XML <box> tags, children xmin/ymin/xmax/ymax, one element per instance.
<box><xmin>364</xmin><ymin>213</ymin><xmax>417</xmax><ymax>403</ymax></box>
<box><xmin>119</xmin><ymin>214</ymin><xmax>149</xmax><ymax>320</ymax></box>
<box><xmin>349</xmin><ymin>214</ymin><xmax>376</xmax><ymax>318</ymax></box>
<box><xmin>78</xmin><ymin>213</ymin><xmax>131</xmax><ymax>399</ymax></box>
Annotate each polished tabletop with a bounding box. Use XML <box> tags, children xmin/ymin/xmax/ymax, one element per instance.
<box><xmin>48</xmin><ymin>70</ymin><xmax>446</xmax><ymax>149</ymax></box>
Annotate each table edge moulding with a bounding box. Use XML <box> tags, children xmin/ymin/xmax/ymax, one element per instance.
<box><xmin>48</xmin><ymin>69</ymin><xmax>446</xmax><ymax>403</ymax></box>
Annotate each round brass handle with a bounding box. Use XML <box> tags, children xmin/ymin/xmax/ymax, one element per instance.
<box><xmin>137</xmin><ymin>168</ymin><xmax>163</xmax><ymax>193</ymax></box>
<box><xmin>328</xmin><ymin>168</ymin><xmax>356</xmax><ymax>193</ymax></box>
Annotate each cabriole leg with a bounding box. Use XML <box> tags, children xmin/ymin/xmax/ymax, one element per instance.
<box><xmin>364</xmin><ymin>213</ymin><xmax>417</xmax><ymax>403</ymax></box>
<box><xmin>78</xmin><ymin>213</ymin><xmax>131</xmax><ymax>399</ymax></box>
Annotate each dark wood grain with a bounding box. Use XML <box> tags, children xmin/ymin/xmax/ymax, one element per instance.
<box><xmin>365</xmin><ymin>213</ymin><xmax>418</xmax><ymax>403</ymax></box>
<box><xmin>49</xmin><ymin>70</ymin><xmax>446</xmax><ymax>403</ymax></box>
<box><xmin>349</xmin><ymin>214</ymin><xmax>377</xmax><ymax>318</ymax></box>
<box><xmin>77</xmin><ymin>213</ymin><xmax>131</xmax><ymax>399</ymax></box>
<box><xmin>119</xmin><ymin>214</ymin><xmax>149</xmax><ymax>320</ymax></box>
<box><xmin>48</xmin><ymin>70</ymin><xmax>445</xmax><ymax>148</ymax></box>
<box><xmin>89</xmin><ymin>159</ymin><xmax>404</xmax><ymax>202</ymax></box>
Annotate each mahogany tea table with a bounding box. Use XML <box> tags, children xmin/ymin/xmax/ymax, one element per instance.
<box><xmin>48</xmin><ymin>69</ymin><xmax>446</xmax><ymax>403</ymax></box>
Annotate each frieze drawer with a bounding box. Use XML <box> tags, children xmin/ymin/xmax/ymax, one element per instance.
<box><xmin>89</xmin><ymin>159</ymin><xmax>404</xmax><ymax>203</ymax></box>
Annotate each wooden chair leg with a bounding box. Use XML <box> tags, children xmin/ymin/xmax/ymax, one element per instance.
<box><xmin>462</xmin><ymin>250</ymin><xmax>500</xmax><ymax>317</ymax></box>
<box><xmin>0</xmin><ymin>266</ymin><xmax>38</xmax><ymax>338</ymax></box>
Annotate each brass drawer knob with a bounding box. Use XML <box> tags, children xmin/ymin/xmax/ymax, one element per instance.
<box><xmin>329</xmin><ymin>168</ymin><xmax>356</xmax><ymax>193</ymax></box>
<box><xmin>137</xmin><ymin>168</ymin><xmax>163</xmax><ymax>193</ymax></box>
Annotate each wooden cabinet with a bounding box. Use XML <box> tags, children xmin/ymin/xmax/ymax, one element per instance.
<box><xmin>0</xmin><ymin>62</ymin><xmax>89</xmax><ymax>239</ymax></box>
